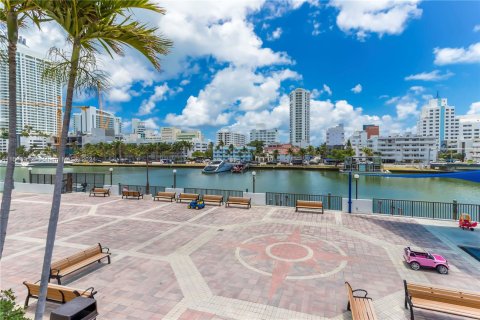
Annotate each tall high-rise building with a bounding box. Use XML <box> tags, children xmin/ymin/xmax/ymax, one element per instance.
<box><xmin>326</xmin><ymin>124</ymin><xmax>345</xmax><ymax>147</ymax></box>
<box><xmin>72</xmin><ymin>106</ymin><xmax>122</xmax><ymax>136</ymax></box>
<box><xmin>0</xmin><ymin>40</ymin><xmax>63</xmax><ymax>136</ymax></box>
<box><xmin>216</xmin><ymin>130</ymin><xmax>246</xmax><ymax>147</ymax></box>
<box><xmin>417</xmin><ymin>96</ymin><xmax>459</xmax><ymax>148</ymax></box>
<box><xmin>250</xmin><ymin>128</ymin><xmax>279</xmax><ymax>145</ymax></box>
<box><xmin>289</xmin><ymin>88</ymin><xmax>310</xmax><ymax>147</ymax></box>
<box><xmin>363</xmin><ymin>124</ymin><xmax>380</xmax><ymax>139</ymax></box>
<box><xmin>132</xmin><ymin>118</ymin><xmax>146</xmax><ymax>137</ymax></box>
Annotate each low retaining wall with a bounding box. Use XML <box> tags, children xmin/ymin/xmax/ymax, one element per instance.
<box><xmin>13</xmin><ymin>182</ymin><xmax>55</xmax><ymax>194</ymax></box>
<box><xmin>342</xmin><ymin>198</ymin><xmax>373</xmax><ymax>214</ymax></box>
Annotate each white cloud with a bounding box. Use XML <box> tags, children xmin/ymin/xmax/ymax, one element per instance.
<box><xmin>405</xmin><ymin>70</ymin><xmax>454</xmax><ymax>81</ymax></box>
<box><xmin>330</xmin><ymin>0</ymin><xmax>422</xmax><ymax>40</ymax></box>
<box><xmin>153</xmin><ymin>1</ymin><xmax>292</xmax><ymax>79</ymax></box>
<box><xmin>396</xmin><ymin>100</ymin><xmax>418</xmax><ymax>120</ymax></box>
<box><xmin>138</xmin><ymin>83</ymin><xmax>180</xmax><ymax>115</ymax></box>
<box><xmin>180</xmin><ymin>79</ymin><xmax>190</xmax><ymax>86</ymax></box>
<box><xmin>312</xmin><ymin>21</ymin><xmax>321</xmax><ymax>36</ymax></box>
<box><xmin>165</xmin><ymin>66</ymin><xmax>300</xmax><ymax>127</ymax></box>
<box><xmin>311</xmin><ymin>84</ymin><xmax>332</xmax><ymax>98</ymax></box>
<box><xmin>267</xmin><ymin>27</ymin><xmax>283</xmax><ymax>41</ymax></box>
<box><xmin>468</xmin><ymin>102</ymin><xmax>480</xmax><ymax>115</ymax></box>
<box><xmin>143</xmin><ymin>118</ymin><xmax>160</xmax><ymax>130</ymax></box>
<box><xmin>474</xmin><ymin>25</ymin><xmax>480</xmax><ymax>32</ymax></box>
<box><xmin>434</xmin><ymin>42</ymin><xmax>480</xmax><ymax>65</ymax></box>
<box><xmin>351</xmin><ymin>84</ymin><xmax>362</xmax><ymax>94</ymax></box>
<box><xmin>409</xmin><ymin>86</ymin><xmax>425</xmax><ymax>94</ymax></box>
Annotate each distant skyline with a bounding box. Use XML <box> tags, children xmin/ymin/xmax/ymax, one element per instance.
<box><xmin>21</xmin><ymin>0</ymin><xmax>480</xmax><ymax>144</ymax></box>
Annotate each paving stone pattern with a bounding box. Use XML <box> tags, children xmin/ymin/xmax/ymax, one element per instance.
<box><xmin>1</xmin><ymin>192</ymin><xmax>479</xmax><ymax>319</ymax></box>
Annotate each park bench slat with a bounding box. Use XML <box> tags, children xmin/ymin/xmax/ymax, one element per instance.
<box><xmin>177</xmin><ymin>193</ymin><xmax>200</xmax><ymax>203</ymax></box>
<box><xmin>154</xmin><ymin>192</ymin><xmax>176</xmax><ymax>202</ymax></box>
<box><xmin>225</xmin><ymin>196</ymin><xmax>251</xmax><ymax>209</ymax></box>
<box><xmin>202</xmin><ymin>195</ymin><xmax>224</xmax><ymax>206</ymax></box>
<box><xmin>404</xmin><ymin>280</ymin><xmax>480</xmax><ymax>319</ymax></box>
<box><xmin>23</xmin><ymin>281</ymin><xmax>96</xmax><ymax>308</ymax></box>
<box><xmin>345</xmin><ymin>282</ymin><xmax>377</xmax><ymax>320</ymax></box>
<box><xmin>295</xmin><ymin>200</ymin><xmax>324</xmax><ymax>214</ymax></box>
<box><xmin>50</xmin><ymin>244</ymin><xmax>111</xmax><ymax>284</ymax></box>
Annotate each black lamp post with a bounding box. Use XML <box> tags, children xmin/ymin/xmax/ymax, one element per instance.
<box><xmin>354</xmin><ymin>173</ymin><xmax>360</xmax><ymax>199</ymax></box>
<box><xmin>109</xmin><ymin>167</ymin><xmax>113</xmax><ymax>185</ymax></box>
<box><xmin>252</xmin><ymin>171</ymin><xmax>256</xmax><ymax>193</ymax></box>
<box><xmin>173</xmin><ymin>169</ymin><xmax>177</xmax><ymax>189</ymax></box>
<box><xmin>145</xmin><ymin>157</ymin><xmax>150</xmax><ymax>195</ymax></box>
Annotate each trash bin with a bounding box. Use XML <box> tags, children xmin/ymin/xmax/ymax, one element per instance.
<box><xmin>50</xmin><ymin>297</ymin><xmax>98</xmax><ymax>320</ymax></box>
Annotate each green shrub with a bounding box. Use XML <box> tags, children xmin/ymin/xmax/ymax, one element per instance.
<box><xmin>0</xmin><ymin>289</ymin><xmax>30</xmax><ymax>320</ymax></box>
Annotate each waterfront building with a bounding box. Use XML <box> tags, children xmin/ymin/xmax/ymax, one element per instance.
<box><xmin>213</xmin><ymin>145</ymin><xmax>255</xmax><ymax>162</ymax></box>
<box><xmin>189</xmin><ymin>139</ymin><xmax>209</xmax><ymax>157</ymax></box>
<box><xmin>417</xmin><ymin>96</ymin><xmax>459</xmax><ymax>149</ymax></box>
<box><xmin>177</xmin><ymin>130</ymin><xmax>204</xmax><ymax>142</ymax></box>
<box><xmin>160</xmin><ymin>127</ymin><xmax>181</xmax><ymax>143</ymax></box>
<box><xmin>132</xmin><ymin>118</ymin><xmax>146</xmax><ymax>137</ymax></box>
<box><xmin>326</xmin><ymin>124</ymin><xmax>345</xmax><ymax>147</ymax></box>
<box><xmin>19</xmin><ymin>135</ymin><xmax>52</xmax><ymax>153</ymax></box>
<box><xmin>263</xmin><ymin>143</ymin><xmax>300</xmax><ymax>163</ymax></box>
<box><xmin>216</xmin><ymin>130</ymin><xmax>246</xmax><ymax>147</ymax></box>
<box><xmin>0</xmin><ymin>40</ymin><xmax>63</xmax><ymax>143</ymax></box>
<box><xmin>349</xmin><ymin>130</ymin><xmax>368</xmax><ymax>156</ymax></box>
<box><xmin>72</xmin><ymin>106</ymin><xmax>122</xmax><ymax>136</ymax></box>
<box><xmin>363</xmin><ymin>124</ymin><xmax>380</xmax><ymax>139</ymax></box>
<box><xmin>250</xmin><ymin>128</ymin><xmax>279</xmax><ymax>145</ymax></box>
<box><xmin>374</xmin><ymin>134</ymin><xmax>437</xmax><ymax>163</ymax></box>
<box><xmin>289</xmin><ymin>88</ymin><xmax>310</xmax><ymax>147</ymax></box>
<box><xmin>144</xmin><ymin>130</ymin><xmax>163</xmax><ymax>143</ymax></box>
<box><xmin>82</xmin><ymin>128</ymin><xmax>115</xmax><ymax>145</ymax></box>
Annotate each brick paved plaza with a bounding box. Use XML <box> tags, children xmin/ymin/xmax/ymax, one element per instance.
<box><xmin>1</xmin><ymin>192</ymin><xmax>480</xmax><ymax>319</ymax></box>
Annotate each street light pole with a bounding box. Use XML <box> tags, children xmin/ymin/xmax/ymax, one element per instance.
<box><xmin>146</xmin><ymin>157</ymin><xmax>150</xmax><ymax>195</ymax></box>
<box><xmin>109</xmin><ymin>167</ymin><xmax>113</xmax><ymax>186</ymax></box>
<box><xmin>348</xmin><ymin>171</ymin><xmax>352</xmax><ymax>213</ymax></box>
<box><xmin>252</xmin><ymin>171</ymin><xmax>256</xmax><ymax>193</ymax></box>
<box><xmin>173</xmin><ymin>169</ymin><xmax>177</xmax><ymax>189</ymax></box>
<box><xmin>354</xmin><ymin>174</ymin><xmax>360</xmax><ymax>199</ymax></box>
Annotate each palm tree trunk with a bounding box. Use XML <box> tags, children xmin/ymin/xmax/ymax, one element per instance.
<box><xmin>0</xmin><ymin>12</ymin><xmax>19</xmax><ymax>260</ymax></box>
<box><xmin>35</xmin><ymin>43</ymin><xmax>81</xmax><ymax>320</ymax></box>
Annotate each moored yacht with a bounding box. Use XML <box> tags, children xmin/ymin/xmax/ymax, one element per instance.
<box><xmin>23</xmin><ymin>157</ymin><xmax>73</xmax><ymax>167</ymax></box>
<box><xmin>202</xmin><ymin>160</ymin><xmax>233</xmax><ymax>174</ymax></box>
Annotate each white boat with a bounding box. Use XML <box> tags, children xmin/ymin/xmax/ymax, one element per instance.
<box><xmin>23</xmin><ymin>157</ymin><xmax>73</xmax><ymax>167</ymax></box>
<box><xmin>202</xmin><ymin>160</ymin><xmax>233</xmax><ymax>174</ymax></box>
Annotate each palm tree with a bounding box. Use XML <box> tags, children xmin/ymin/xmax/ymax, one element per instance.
<box><xmin>298</xmin><ymin>148</ymin><xmax>307</xmax><ymax>162</ymax></box>
<box><xmin>0</xmin><ymin>0</ymin><xmax>42</xmax><ymax>260</ymax></box>
<box><xmin>362</xmin><ymin>147</ymin><xmax>374</xmax><ymax>157</ymax></box>
<box><xmin>33</xmin><ymin>1</ymin><xmax>171</xmax><ymax>317</ymax></box>
<box><xmin>272</xmin><ymin>149</ymin><xmax>279</xmax><ymax>161</ymax></box>
<box><xmin>287</xmin><ymin>147</ymin><xmax>294</xmax><ymax>163</ymax></box>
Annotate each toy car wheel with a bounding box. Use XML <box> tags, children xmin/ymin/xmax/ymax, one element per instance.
<box><xmin>188</xmin><ymin>205</ymin><xmax>191</xmax><ymax>209</ymax></box>
<box><xmin>196</xmin><ymin>207</ymin><xmax>199</xmax><ymax>210</ymax></box>
<box><xmin>410</xmin><ymin>262</ymin><xmax>420</xmax><ymax>271</ymax></box>
<box><xmin>436</xmin><ymin>265</ymin><xmax>448</xmax><ymax>274</ymax></box>
<box><xmin>471</xmin><ymin>228</ymin><xmax>475</xmax><ymax>231</ymax></box>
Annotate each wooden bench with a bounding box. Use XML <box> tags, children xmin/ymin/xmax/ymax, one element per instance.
<box><xmin>153</xmin><ymin>191</ymin><xmax>176</xmax><ymax>202</ymax></box>
<box><xmin>295</xmin><ymin>200</ymin><xmax>324</xmax><ymax>214</ymax></box>
<box><xmin>202</xmin><ymin>194</ymin><xmax>224</xmax><ymax>206</ymax></box>
<box><xmin>404</xmin><ymin>280</ymin><xmax>480</xmax><ymax>320</ymax></box>
<box><xmin>23</xmin><ymin>281</ymin><xmax>97</xmax><ymax>308</ymax></box>
<box><xmin>225</xmin><ymin>196</ymin><xmax>251</xmax><ymax>209</ymax></box>
<box><xmin>345</xmin><ymin>282</ymin><xmax>377</xmax><ymax>320</ymax></box>
<box><xmin>89</xmin><ymin>188</ymin><xmax>110</xmax><ymax>197</ymax></box>
<box><xmin>122</xmin><ymin>190</ymin><xmax>143</xmax><ymax>199</ymax></box>
<box><xmin>50</xmin><ymin>243</ymin><xmax>111</xmax><ymax>284</ymax></box>
<box><xmin>177</xmin><ymin>193</ymin><xmax>199</xmax><ymax>203</ymax></box>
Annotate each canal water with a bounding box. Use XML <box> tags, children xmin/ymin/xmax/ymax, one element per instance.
<box><xmin>2</xmin><ymin>166</ymin><xmax>479</xmax><ymax>203</ymax></box>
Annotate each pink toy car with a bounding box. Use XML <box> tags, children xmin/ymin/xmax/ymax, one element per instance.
<box><xmin>404</xmin><ymin>247</ymin><xmax>449</xmax><ymax>274</ymax></box>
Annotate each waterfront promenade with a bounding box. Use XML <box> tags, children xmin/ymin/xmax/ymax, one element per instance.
<box><xmin>1</xmin><ymin>192</ymin><xmax>479</xmax><ymax>319</ymax></box>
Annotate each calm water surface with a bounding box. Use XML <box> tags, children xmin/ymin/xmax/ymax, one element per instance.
<box><xmin>1</xmin><ymin>166</ymin><xmax>479</xmax><ymax>203</ymax></box>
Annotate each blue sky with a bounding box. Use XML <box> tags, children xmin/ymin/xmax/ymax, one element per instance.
<box><xmin>25</xmin><ymin>0</ymin><xmax>480</xmax><ymax>144</ymax></box>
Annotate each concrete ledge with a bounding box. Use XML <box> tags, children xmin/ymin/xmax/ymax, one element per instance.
<box><xmin>342</xmin><ymin>198</ymin><xmax>373</xmax><ymax>214</ymax></box>
<box><xmin>166</xmin><ymin>187</ymin><xmax>184</xmax><ymax>195</ymax></box>
<box><xmin>243</xmin><ymin>192</ymin><xmax>266</xmax><ymax>206</ymax></box>
<box><xmin>13</xmin><ymin>182</ymin><xmax>55</xmax><ymax>194</ymax></box>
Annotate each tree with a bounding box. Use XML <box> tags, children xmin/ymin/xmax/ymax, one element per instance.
<box><xmin>247</xmin><ymin>139</ymin><xmax>264</xmax><ymax>154</ymax></box>
<box><xmin>318</xmin><ymin>143</ymin><xmax>328</xmax><ymax>159</ymax></box>
<box><xmin>205</xmin><ymin>141</ymin><xmax>213</xmax><ymax>159</ymax></box>
<box><xmin>191</xmin><ymin>150</ymin><xmax>204</xmax><ymax>158</ymax></box>
<box><xmin>361</xmin><ymin>147</ymin><xmax>374</xmax><ymax>157</ymax></box>
<box><xmin>33</xmin><ymin>1</ymin><xmax>172</xmax><ymax>318</ymax></box>
<box><xmin>272</xmin><ymin>149</ymin><xmax>279</xmax><ymax>161</ymax></box>
<box><xmin>0</xmin><ymin>0</ymin><xmax>42</xmax><ymax>260</ymax></box>
<box><xmin>298</xmin><ymin>148</ymin><xmax>307</xmax><ymax>161</ymax></box>
<box><xmin>306</xmin><ymin>145</ymin><xmax>315</xmax><ymax>157</ymax></box>
<box><xmin>287</xmin><ymin>147</ymin><xmax>295</xmax><ymax>162</ymax></box>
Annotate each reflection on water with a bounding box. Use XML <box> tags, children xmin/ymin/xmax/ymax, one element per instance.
<box><xmin>1</xmin><ymin>166</ymin><xmax>479</xmax><ymax>203</ymax></box>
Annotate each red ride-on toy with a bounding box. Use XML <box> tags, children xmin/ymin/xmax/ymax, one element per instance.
<box><xmin>459</xmin><ymin>213</ymin><xmax>478</xmax><ymax>231</ymax></box>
